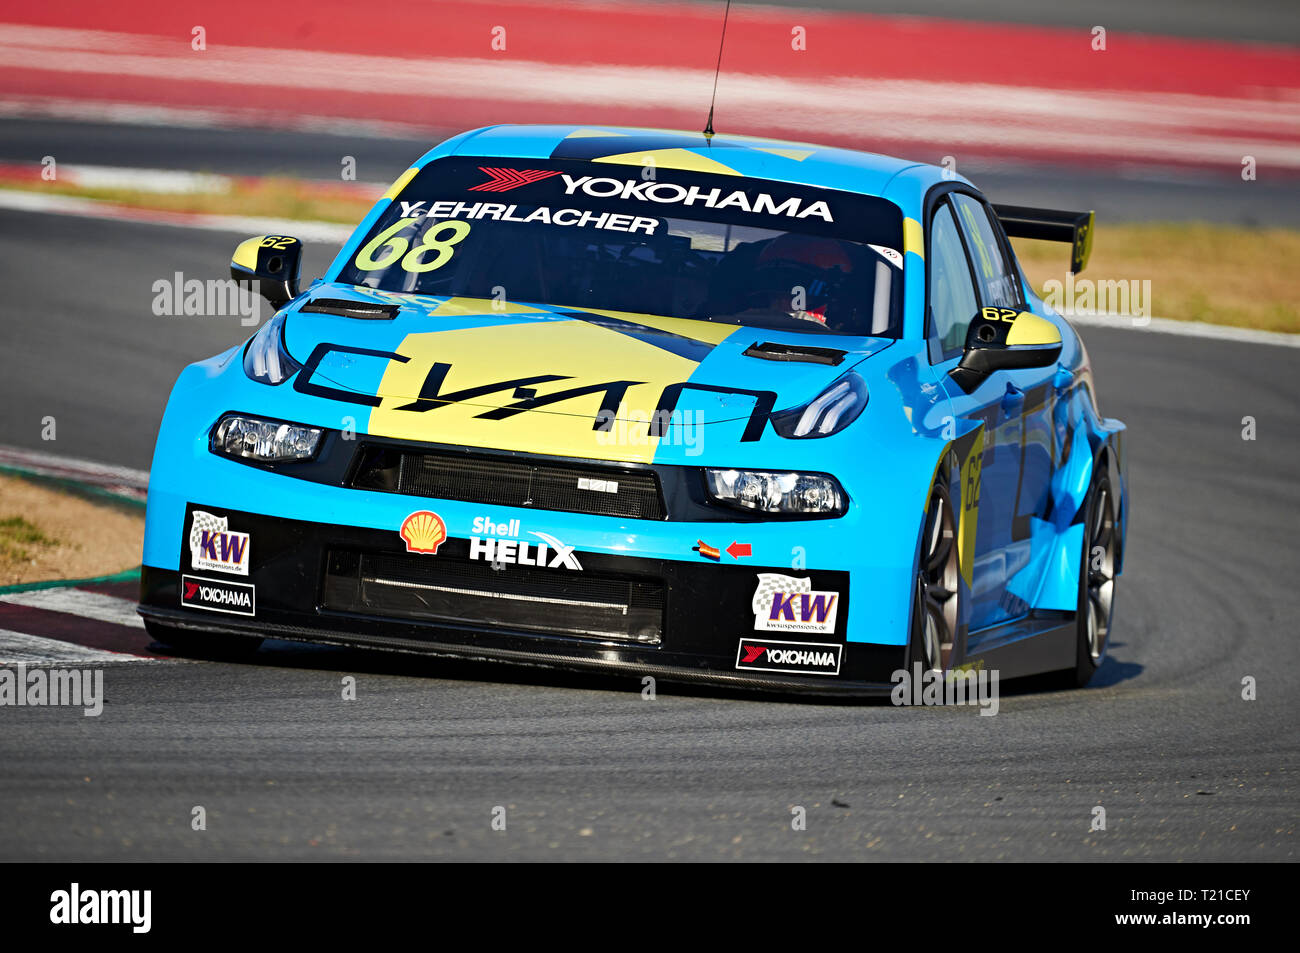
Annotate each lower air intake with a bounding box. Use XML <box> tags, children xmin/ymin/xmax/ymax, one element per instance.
<box><xmin>322</xmin><ymin>550</ymin><xmax>664</xmax><ymax>644</ymax></box>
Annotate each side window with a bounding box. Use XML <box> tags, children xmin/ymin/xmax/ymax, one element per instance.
<box><xmin>928</xmin><ymin>203</ymin><xmax>979</xmax><ymax>358</ymax></box>
<box><xmin>952</xmin><ymin>194</ymin><xmax>1019</xmax><ymax>308</ymax></box>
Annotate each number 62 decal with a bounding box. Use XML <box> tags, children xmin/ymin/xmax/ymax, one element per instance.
<box><xmin>980</xmin><ymin>306</ymin><xmax>1020</xmax><ymax>323</ymax></box>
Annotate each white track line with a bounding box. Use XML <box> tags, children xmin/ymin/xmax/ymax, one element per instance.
<box><xmin>1067</xmin><ymin>312</ymin><xmax>1300</xmax><ymax>348</ymax></box>
<box><xmin>61</xmin><ymin>164</ymin><xmax>386</xmax><ymax>197</ymax></box>
<box><xmin>0</xmin><ymin>628</ymin><xmax>155</xmax><ymax>663</ymax></box>
<box><xmin>60</xmin><ymin>165</ymin><xmax>233</xmax><ymax>194</ymax></box>
<box><xmin>0</xmin><ymin>159</ymin><xmax>389</xmax><ymax>198</ymax></box>
<box><xmin>0</xmin><ymin>443</ymin><xmax>149</xmax><ymax>490</ymax></box>
<box><xmin>0</xmin><ymin>95</ymin><xmax>436</xmax><ymax>141</ymax></box>
<box><xmin>0</xmin><ymin>589</ymin><xmax>145</xmax><ymax>629</ymax></box>
<box><xmin>0</xmin><ymin>189</ymin><xmax>354</xmax><ymax>242</ymax></box>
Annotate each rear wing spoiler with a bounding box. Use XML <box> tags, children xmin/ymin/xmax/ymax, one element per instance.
<box><xmin>993</xmin><ymin>204</ymin><xmax>1095</xmax><ymax>274</ymax></box>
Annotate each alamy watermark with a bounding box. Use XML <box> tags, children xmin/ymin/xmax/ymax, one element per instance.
<box><xmin>49</xmin><ymin>883</ymin><xmax>150</xmax><ymax>933</ymax></box>
<box><xmin>594</xmin><ymin>408</ymin><xmax>704</xmax><ymax>455</ymax></box>
<box><xmin>152</xmin><ymin>273</ymin><xmax>262</xmax><ymax>325</ymax></box>
<box><xmin>0</xmin><ymin>663</ymin><xmax>103</xmax><ymax>716</ymax></box>
<box><xmin>1042</xmin><ymin>273</ymin><xmax>1152</xmax><ymax>326</ymax></box>
<box><xmin>891</xmin><ymin>662</ymin><xmax>999</xmax><ymax>715</ymax></box>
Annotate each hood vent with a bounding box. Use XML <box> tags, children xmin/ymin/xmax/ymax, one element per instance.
<box><xmin>743</xmin><ymin>341</ymin><xmax>847</xmax><ymax>366</ymax></box>
<box><xmin>299</xmin><ymin>298</ymin><xmax>399</xmax><ymax>320</ymax></box>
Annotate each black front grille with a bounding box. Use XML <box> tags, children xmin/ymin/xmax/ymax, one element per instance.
<box><xmin>349</xmin><ymin>446</ymin><xmax>666</xmax><ymax>520</ymax></box>
<box><xmin>322</xmin><ymin>550</ymin><xmax>664</xmax><ymax>644</ymax></box>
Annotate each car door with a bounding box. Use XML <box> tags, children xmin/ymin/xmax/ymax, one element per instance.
<box><xmin>945</xmin><ymin>191</ymin><xmax>1059</xmax><ymax>627</ymax></box>
<box><xmin>925</xmin><ymin>196</ymin><xmax>1022</xmax><ymax>631</ymax></box>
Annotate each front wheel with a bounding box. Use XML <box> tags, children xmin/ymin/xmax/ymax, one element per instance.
<box><xmin>908</xmin><ymin>476</ymin><xmax>960</xmax><ymax>675</ymax></box>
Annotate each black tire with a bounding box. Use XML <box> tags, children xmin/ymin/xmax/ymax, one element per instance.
<box><xmin>907</xmin><ymin>474</ymin><xmax>960</xmax><ymax>677</ymax></box>
<box><xmin>145</xmin><ymin>620</ymin><xmax>263</xmax><ymax>659</ymax></box>
<box><xmin>1059</xmin><ymin>469</ymin><xmax>1118</xmax><ymax>688</ymax></box>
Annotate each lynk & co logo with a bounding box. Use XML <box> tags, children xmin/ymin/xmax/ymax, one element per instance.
<box><xmin>293</xmin><ymin>349</ymin><xmax>778</xmax><ymax>442</ymax></box>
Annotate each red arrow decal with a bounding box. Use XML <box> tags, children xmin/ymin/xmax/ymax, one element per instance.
<box><xmin>727</xmin><ymin>541</ymin><xmax>752</xmax><ymax>559</ymax></box>
<box><xmin>468</xmin><ymin>167</ymin><xmax>562</xmax><ymax>192</ymax></box>
<box><xmin>741</xmin><ymin>645</ymin><xmax>766</xmax><ymax>663</ymax></box>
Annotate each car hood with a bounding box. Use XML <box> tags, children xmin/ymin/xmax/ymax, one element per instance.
<box><xmin>281</xmin><ymin>286</ymin><xmax>892</xmax><ymax>462</ymax></box>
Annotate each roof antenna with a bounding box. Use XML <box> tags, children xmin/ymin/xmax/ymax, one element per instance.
<box><xmin>703</xmin><ymin>0</ymin><xmax>732</xmax><ymax>141</ymax></box>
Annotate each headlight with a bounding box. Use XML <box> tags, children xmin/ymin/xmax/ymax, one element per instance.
<box><xmin>211</xmin><ymin>414</ymin><xmax>322</xmax><ymax>462</ymax></box>
<box><xmin>243</xmin><ymin>310</ymin><xmax>300</xmax><ymax>385</ymax></box>
<box><xmin>704</xmin><ymin>468</ymin><xmax>846</xmax><ymax>516</ymax></box>
<box><xmin>770</xmin><ymin>372</ymin><xmax>867</xmax><ymax>438</ymax></box>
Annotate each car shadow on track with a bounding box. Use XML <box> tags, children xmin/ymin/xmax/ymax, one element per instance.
<box><xmin>152</xmin><ymin>637</ymin><xmax>896</xmax><ymax>706</ymax></box>
<box><xmin>150</xmin><ymin>634</ymin><xmax>1143</xmax><ymax>707</ymax></box>
<box><xmin>1085</xmin><ymin>641</ymin><xmax>1143</xmax><ymax>688</ymax></box>
<box><xmin>1003</xmin><ymin>641</ymin><xmax>1142</xmax><ymax>696</ymax></box>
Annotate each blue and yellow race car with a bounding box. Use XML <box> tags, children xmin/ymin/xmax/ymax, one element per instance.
<box><xmin>138</xmin><ymin>124</ymin><xmax>1126</xmax><ymax>695</ymax></box>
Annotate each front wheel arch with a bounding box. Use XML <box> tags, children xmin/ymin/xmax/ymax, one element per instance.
<box><xmin>906</xmin><ymin>459</ymin><xmax>963</xmax><ymax>674</ymax></box>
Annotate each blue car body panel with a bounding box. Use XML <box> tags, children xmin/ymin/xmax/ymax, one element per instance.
<box><xmin>141</xmin><ymin>124</ymin><xmax>1127</xmax><ymax>689</ymax></box>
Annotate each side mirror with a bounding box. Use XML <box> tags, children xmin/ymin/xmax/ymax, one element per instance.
<box><xmin>950</xmin><ymin>306</ymin><xmax>1062</xmax><ymax>392</ymax></box>
<box><xmin>231</xmin><ymin>235</ymin><xmax>302</xmax><ymax>310</ymax></box>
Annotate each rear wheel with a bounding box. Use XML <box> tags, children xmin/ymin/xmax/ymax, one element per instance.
<box><xmin>908</xmin><ymin>476</ymin><xmax>959</xmax><ymax>675</ymax></box>
<box><xmin>145</xmin><ymin>620</ymin><xmax>263</xmax><ymax>659</ymax></box>
<box><xmin>1061</xmin><ymin>470</ymin><xmax>1117</xmax><ymax>688</ymax></box>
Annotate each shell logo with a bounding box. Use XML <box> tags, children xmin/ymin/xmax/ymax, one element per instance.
<box><xmin>400</xmin><ymin>510</ymin><xmax>447</xmax><ymax>555</ymax></box>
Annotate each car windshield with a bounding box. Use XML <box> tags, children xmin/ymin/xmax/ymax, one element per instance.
<box><xmin>337</xmin><ymin>156</ymin><xmax>906</xmax><ymax>337</ymax></box>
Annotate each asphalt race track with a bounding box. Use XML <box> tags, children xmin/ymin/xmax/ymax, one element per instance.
<box><xmin>0</xmin><ymin>205</ymin><xmax>1295</xmax><ymax>861</ymax></box>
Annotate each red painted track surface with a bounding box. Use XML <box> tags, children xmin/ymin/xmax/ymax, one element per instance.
<box><xmin>0</xmin><ymin>581</ymin><xmax>166</xmax><ymax>659</ymax></box>
<box><xmin>1</xmin><ymin>0</ymin><xmax>1297</xmax><ymax>170</ymax></box>
<box><xmin>7</xmin><ymin>0</ymin><xmax>1299</xmax><ymax>94</ymax></box>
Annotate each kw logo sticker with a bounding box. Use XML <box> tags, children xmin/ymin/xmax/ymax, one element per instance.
<box><xmin>188</xmin><ymin>511</ymin><xmax>250</xmax><ymax>576</ymax></box>
<box><xmin>751</xmin><ymin>573</ymin><xmax>840</xmax><ymax>634</ymax></box>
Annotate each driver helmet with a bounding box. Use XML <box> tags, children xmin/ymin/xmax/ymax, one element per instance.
<box><xmin>753</xmin><ymin>234</ymin><xmax>853</xmax><ymax>324</ymax></box>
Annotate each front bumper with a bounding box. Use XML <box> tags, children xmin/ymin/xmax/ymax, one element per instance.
<box><xmin>139</xmin><ymin>505</ymin><xmax>905</xmax><ymax>696</ymax></box>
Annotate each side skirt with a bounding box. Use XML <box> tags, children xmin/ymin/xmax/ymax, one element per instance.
<box><xmin>962</xmin><ymin>611</ymin><xmax>1076</xmax><ymax>680</ymax></box>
